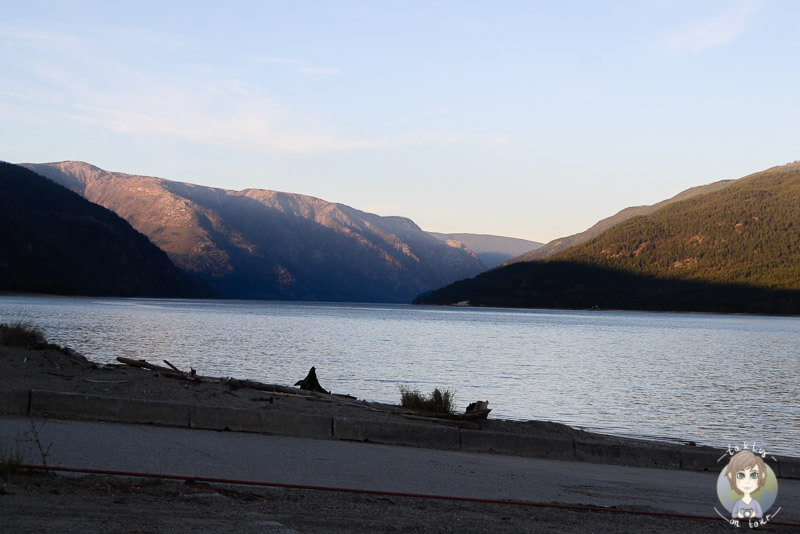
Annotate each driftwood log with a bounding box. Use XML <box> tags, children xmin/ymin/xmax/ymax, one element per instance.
<box><xmin>226</xmin><ymin>378</ymin><xmax>312</xmax><ymax>396</ymax></box>
<box><xmin>294</xmin><ymin>366</ymin><xmax>330</xmax><ymax>394</ymax></box>
<box><xmin>116</xmin><ymin>357</ymin><xmax>202</xmax><ymax>382</ymax></box>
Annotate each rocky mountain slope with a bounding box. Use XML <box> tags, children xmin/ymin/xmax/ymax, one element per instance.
<box><xmin>24</xmin><ymin>161</ymin><xmax>486</xmax><ymax>302</ymax></box>
<box><xmin>0</xmin><ymin>162</ymin><xmax>212</xmax><ymax>298</ymax></box>
<box><xmin>428</xmin><ymin>232</ymin><xmax>542</xmax><ymax>268</ymax></box>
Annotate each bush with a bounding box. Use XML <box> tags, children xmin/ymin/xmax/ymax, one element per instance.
<box><xmin>0</xmin><ymin>323</ymin><xmax>47</xmax><ymax>348</ymax></box>
<box><xmin>0</xmin><ymin>445</ymin><xmax>23</xmax><ymax>476</ymax></box>
<box><xmin>399</xmin><ymin>386</ymin><xmax>455</xmax><ymax>415</ymax></box>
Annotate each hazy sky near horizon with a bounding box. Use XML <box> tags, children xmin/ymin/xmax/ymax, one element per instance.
<box><xmin>2</xmin><ymin>1</ymin><xmax>799</xmax><ymax>242</ymax></box>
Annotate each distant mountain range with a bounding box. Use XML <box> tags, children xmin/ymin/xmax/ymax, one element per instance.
<box><xmin>417</xmin><ymin>162</ymin><xmax>800</xmax><ymax>314</ymax></box>
<box><xmin>0</xmin><ymin>162</ymin><xmax>212</xmax><ymax>298</ymax></box>
<box><xmin>428</xmin><ymin>232</ymin><xmax>542</xmax><ymax>268</ymax></box>
<box><xmin>23</xmin><ymin>161</ymin><xmax>487</xmax><ymax>302</ymax></box>
<box><xmin>11</xmin><ymin>157</ymin><xmax>798</xmax><ymax>312</ymax></box>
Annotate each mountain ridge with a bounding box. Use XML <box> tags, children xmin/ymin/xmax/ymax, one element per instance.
<box><xmin>552</xmin><ymin>162</ymin><xmax>800</xmax><ymax>290</ymax></box>
<box><xmin>428</xmin><ymin>232</ymin><xmax>542</xmax><ymax>268</ymax></box>
<box><xmin>508</xmin><ymin>178</ymin><xmax>736</xmax><ymax>264</ymax></box>
<box><xmin>23</xmin><ymin>161</ymin><xmax>486</xmax><ymax>302</ymax></box>
<box><xmin>415</xmin><ymin>162</ymin><xmax>800</xmax><ymax>314</ymax></box>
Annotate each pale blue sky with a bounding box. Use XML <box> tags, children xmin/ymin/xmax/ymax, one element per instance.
<box><xmin>2</xmin><ymin>1</ymin><xmax>798</xmax><ymax>242</ymax></box>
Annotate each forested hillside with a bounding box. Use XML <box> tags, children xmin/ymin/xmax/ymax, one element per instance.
<box><xmin>511</xmin><ymin>179</ymin><xmax>735</xmax><ymax>263</ymax></box>
<box><xmin>554</xmin><ymin>163</ymin><xmax>800</xmax><ymax>290</ymax></box>
<box><xmin>416</xmin><ymin>163</ymin><xmax>800</xmax><ymax>314</ymax></box>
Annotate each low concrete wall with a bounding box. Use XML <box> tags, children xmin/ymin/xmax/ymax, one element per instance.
<box><xmin>191</xmin><ymin>405</ymin><xmax>332</xmax><ymax>439</ymax></box>
<box><xmin>574</xmin><ymin>439</ymin><xmax>682</xmax><ymax>469</ymax></box>
<box><xmin>334</xmin><ymin>417</ymin><xmax>460</xmax><ymax>450</ymax></box>
<box><xmin>679</xmin><ymin>447</ymin><xmax>723</xmax><ymax>472</ymax></box>
<box><xmin>0</xmin><ymin>390</ymin><xmax>29</xmax><ymax>415</ymax></box>
<box><xmin>4</xmin><ymin>389</ymin><xmax>800</xmax><ymax>479</ymax></box>
<box><xmin>774</xmin><ymin>456</ymin><xmax>800</xmax><ymax>479</ymax></box>
<box><xmin>460</xmin><ymin>429</ymin><xmax>574</xmax><ymax>461</ymax></box>
<box><xmin>29</xmin><ymin>390</ymin><xmax>191</xmax><ymax>427</ymax></box>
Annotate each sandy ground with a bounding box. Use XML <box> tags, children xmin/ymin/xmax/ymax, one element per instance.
<box><xmin>0</xmin><ymin>332</ymin><xmax>787</xmax><ymax>533</ymax></box>
<box><xmin>1</xmin><ymin>470</ymin><xmax>754</xmax><ymax>533</ymax></box>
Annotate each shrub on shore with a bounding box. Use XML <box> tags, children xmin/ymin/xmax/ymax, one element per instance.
<box><xmin>399</xmin><ymin>386</ymin><xmax>455</xmax><ymax>416</ymax></box>
<box><xmin>0</xmin><ymin>323</ymin><xmax>48</xmax><ymax>349</ymax></box>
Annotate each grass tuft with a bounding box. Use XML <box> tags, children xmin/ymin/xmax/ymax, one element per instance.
<box><xmin>0</xmin><ymin>447</ymin><xmax>23</xmax><ymax>477</ymax></box>
<box><xmin>0</xmin><ymin>323</ymin><xmax>47</xmax><ymax>349</ymax></box>
<box><xmin>399</xmin><ymin>386</ymin><xmax>455</xmax><ymax>416</ymax></box>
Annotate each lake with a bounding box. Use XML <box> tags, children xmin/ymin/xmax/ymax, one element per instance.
<box><xmin>1</xmin><ymin>295</ymin><xmax>798</xmax><ymax>457</ymax></box>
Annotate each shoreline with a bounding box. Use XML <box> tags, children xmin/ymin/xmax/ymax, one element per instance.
<box><xmin>4</xmin><ymin>295</ymin><xmax>798</xmax><ymax>454</ymax></box>
<box><xmin>3</xmin><ymin>338</ymin><xmax>799</xmax><ymax>480</ymax></box>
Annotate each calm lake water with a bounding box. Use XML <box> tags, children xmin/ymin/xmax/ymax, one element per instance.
<box><xmin>1</xmin><ymin>295</ymin><xmax>798</xmax><ymax>457</ymax></box>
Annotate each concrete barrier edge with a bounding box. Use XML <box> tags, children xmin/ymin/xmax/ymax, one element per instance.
<box><xmin>333</xmin><ymin>416</ymin><xmax>460</xmax><ymax>450</ymax></box>
<box><xmin>5</xmin><ymin>389</ymin><xmax>800</xmax><ymax>479</ymax></box>
<box><xmin>29</xmin><ymin>390</ymin><xmax>190</xmax><ymax>427</ymax></box>
<box><xmin>190</xmin><ymin>405</ymin><xmax>332</xmax><ymax>439</ymax></box>
<box><xmin>0</xmin><ymin>390</ymin><xmax>30</xmax><ymax>416</ymax></box>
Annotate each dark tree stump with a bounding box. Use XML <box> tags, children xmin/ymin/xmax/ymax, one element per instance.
<box><xmin>294</xmin><ymin>366</ymin><xmax>329</xmax><ymax>394</ymax></box>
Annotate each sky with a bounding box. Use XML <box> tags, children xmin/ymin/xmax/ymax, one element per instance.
<box><xmin>2</xmin><ymin>0</ymin><xmax>799</xmax><ymax>243</ymax></box>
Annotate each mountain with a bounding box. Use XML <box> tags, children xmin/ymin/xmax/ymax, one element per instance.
<box><xmin>427</xmin><ymin>232</ymin><xmax>542</xmax><ymax>268</ymax></box>
<box><xmin>416</xmin><ymin>162</ymin><xmax>800</xmax><ymax>314</ymax></box>
<box><xmin>555</xmin><ymin>162</ymin><xmax>800</xmax><ymax>289</ymax></box>
<box><xmin>0</xmin><ymin>162</ymin><xmax>213</xmax><ymax>298</ymax></box>
<box><xmin>23</xmin><ymin>161</ymin><xmax>486</xmax><ymax>303</ymax></box>
<box><xmin>508</xmin><ymin>179</ymin><xmax>736</xmax><ymax>263</ymax></box>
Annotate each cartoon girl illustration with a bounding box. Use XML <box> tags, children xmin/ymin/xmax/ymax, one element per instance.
<box><xmin>725</xmin><ymin>450</ymin><xmax>767</xmax><ymax>519</ymax></box>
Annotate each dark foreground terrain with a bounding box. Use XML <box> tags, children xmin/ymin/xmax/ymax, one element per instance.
<box><xmin>1</xmin><ymin>469</ymin><xmax>755</xmax><ymax>534</ymax></box>
<box><xmin>2</xmin><ymin>327</ymin><xmax>797</xmax><ymax>532</ymax></box>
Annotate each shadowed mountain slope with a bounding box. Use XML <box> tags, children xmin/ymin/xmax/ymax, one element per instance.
<box><xmin>24</xmin><ymin>161</ymin><xmax>486</xmax><ymax>302</ymax></box>
<box><xmin>414</xmin><ymin>261</ymin><xmax>800</xmax><ymax>315</ymax></box>
<box><xmin>0</xmin><ymin>162</ymin><xmax>213</xmax><ymax>298</ymax></box>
